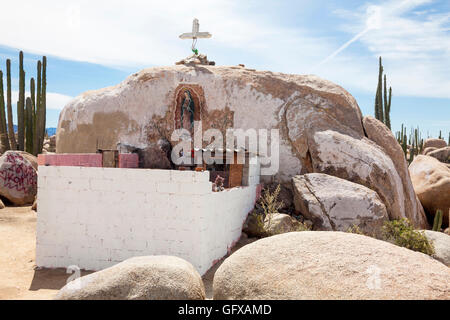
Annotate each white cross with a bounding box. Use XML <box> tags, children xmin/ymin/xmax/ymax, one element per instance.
<box><xmin>179</xmin><ymin>18</ymin><xmax>212</xmax><ymax>40</ymax></box>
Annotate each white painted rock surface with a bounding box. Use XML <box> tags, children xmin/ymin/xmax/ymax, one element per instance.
<box><xmin>292</xmin><ymin>173</ymin><xmax>388</xmax><ymax>234</ymax></box>
<box><xmin>423</xmin><ymin>230</ymin><xmax>450</xmax><ymax>266</ymax></box>
<box><xmin>55</xmin><ymin>256</ymin><xmax>206</xmax><ymax>300</ymax></box>
<box><xmin>57</xmin><ymin>65</ymin><xmax>363</xmax><ymax>183</ymax></box>
<box><xmin>0</xmin><ymin>151</ymin><xmax>37</xmax><ymax>205</ymax></box>
<box><xmin>213</xmin><ymin>232</ymin><xmax>450</xmax><ymax>300</ymax></box>
<box><xmin>409</xmin><ymin>155</ymin><xmax>450</xmax><ymax>227</ymax></box>
<box><xmin>56</xmin><ymin>65</ymin><xmax>424</xmax><ymax>227</ymax></box>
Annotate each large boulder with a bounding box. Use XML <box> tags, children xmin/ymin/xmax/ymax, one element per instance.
<box><xmin>307</xmin><ymin>130</ymin><xmax>427</xmax><ymax>228</ymax></box>
<box><xmin>409</xmin><ymin>155</ymin><xmax>450</xmax><ymax>227</ymax></box>
<box><xmin>292</xmin><ymin>173</ymin><xmax>388</xmax><ymax>235</ymax></box>
<box><xmin>213</xmin><ymin>232</ymin><xmax>450</xmax><ymax>300</ymax></box>
<box><xmin>55</xmin><ymin>256</ymin><xmax>206</xmax><ymax>300</ymax></box>
<box><xmin>56</xmin><ymin>66</ymin><xmax>364</xmax><ymax>183</ymax></box>
<box><xmin>0</xmin><ymin>151</ymin><xmax>37</xmax><ymax>205</ymax></box>
<box><xmin>362</xmin><ymin>116</ymin><xmax>427</xmax><ymax>227</ymax></box>
<box><xmin>427</xmin><ymin>147</ymin><xmax>450</xmax><ymax>164</ymax></box>
<box><xmin>423</xmin><ymin>138</ymin><xmax>447</xmax><ymax>150</ymax></box>
<box><xmin>423</xmin><ymin>230</ymin><xmax>450</xmax><ymax>266</ymax></box>
<box><xmin>56</xmin><ymin>66</ymin><xmax>425</xmax><ymax>227</ymax></box>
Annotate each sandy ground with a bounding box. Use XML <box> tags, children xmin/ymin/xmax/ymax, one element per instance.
<box><xmin>0</xmin><ymin>206</ymin><xmax>255</xmax><ymax>300</ymax></box>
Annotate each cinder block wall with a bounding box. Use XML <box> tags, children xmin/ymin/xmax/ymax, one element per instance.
<box><xmin>36</xmin><ymin>166</ymin><xmax>259</xmax><ymax>275</ymax></box>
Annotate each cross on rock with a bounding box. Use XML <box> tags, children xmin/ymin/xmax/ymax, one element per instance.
<box><xmin>179</xmin><ymin>18</ymin><xmax>212</xmax><ymax>55</ymax></box>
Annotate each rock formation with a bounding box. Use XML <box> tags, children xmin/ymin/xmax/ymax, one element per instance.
<box><xmin>55</xmin><ymin>256</ymin><xmax>206</xmax><ymax>300</ymax></box>
<box><xmin>57</xmin><ymin>65</ymin><xmax>427</xmax><ymax>227</ymax></box>
<box><xmin>292</xmin><ymin>173</ymin><xmax>388</xmax><ymax>235</ymax></box>
<box><xmin>213</xmin><ymin>232</ymin><xmax>450</xmax><ymax>299</ymax></box>
<box><xmin>409</xmin><ymin>155</ymin><xmax>450</xmax><ymax>227</ymax></box>
<box><xmin>423</xmin><ymin>230</ymin><xmax>450</xmax><ymax>266</ymax></box>
<box><xmin>423</xmin><ymin>138</ymin><xmax>447</xmax><ymax>150</ymax></box>
<box><xmin>0</xmin><ymin>151</ymin><xmax>37</xmax><ymax>205</ymax></box>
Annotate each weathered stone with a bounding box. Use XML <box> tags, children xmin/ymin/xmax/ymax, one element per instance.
<box><xmin>213</xmin><ymin>232</ymin><xmax>450</xmax><ymax>300</ymax></box>
<box><xmin>292</xmin><ymin>173</ymin><xmax>388</xmax><ymax>235</ymax></box>
<box><xmin>14</xmin><ymin>151</ymin><xmax>38</xmax><ymax>171</ymax></box>
<box><xmin>55</xmin><ymin>256</ymin><xmax>205</xmax><ymax>300</ymax></box>
<box><xmin>409</xmin><ymin>155</ymin><xmax>450</xmax><ymax>227</ymax></box>
<box><xmin>307</xmin><ymin>130</ymin><xmax>428</xmax><ymax>228</ymax></box>
<box><xmin>56</xmin><ymin>66</ymin><xmax>427</xmax><ymax>228</ymax></box>
<box><xmin>362</xmin><ymin>116</ymin><xmax>427</xmax><ymax>228</ymax></box>
<box><xmin>423</xmin><ymin>138</ymin><xmax>447</xmax><ymax>150</ymax></box>
<box><xmin>0</xmin><ymin>151</ymin><xmax>37</xmax><ymax>205</ymax></box>
<box><xmin>422</xmin><ymin>147</ymin><xmax>438</xmax><ymax>155</ymax></box>
<box><xmin>264</xmin><ymin>213</ymin><xmax>301</xmax><ymax>235</ymax></box>
<box><xmin>423</xmin><ymin>230</ymin><xmax>450</xmax><ymax>266</ymax></box>
<box><xmin>0</xmin><ymin>198</ymin><xmax>5</xmax><ymax>209</ymax></box>
<box><xmin>175</xmin><ymin>53</ymin><xmax>215</xmax><ymax>66</ymax></box>
<box><xmin>427</xmin><ymin>147</ymin><xmax>450</xmax><ymax>163</ymax></box>
<box><xmin>56</xmin><ymin>66</ymin><xmax>364</xmax><ymax>183</ymax></box>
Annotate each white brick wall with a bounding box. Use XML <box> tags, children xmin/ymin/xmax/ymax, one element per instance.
<box><xmin>36</xmin><ymin>166</ymin><xmax>259</xmax><ymax>275</ymax></box>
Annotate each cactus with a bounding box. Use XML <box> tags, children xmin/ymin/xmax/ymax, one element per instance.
<box><xmin>0</xmin><ymin>71</ymin><xmax>10</xmax><ymax>151</ymax></box>
<box><xmin>432</xmin><ymin>210</ymin><xmax>443</xmax><ymax>232</ymax></box>
<box><xmin>25</xmin><ymin>98</ymin><xmax>34</xmax><ymax>154</ymax></box>
<box><xmin>5</xmin><ymin>59</ymin><xmax>16</xmax><ymax>150</ymax></box>
<box><xmin>39</xmin><ymin>56</ymin><xmax>47</xmax><ymax>153</ymax></box>
<box><xmin>0</xmin><ymin>51</ymin><xmax>47</xmax><ymax>155</ymax></box>
<box><xmin>17</xmin><ymin>51</ymin><xmax>25</xmax><ymax>151</ymax></box>
<box><xmin>374</xmin><ymin>57</ymin><xmax>392</xmax><ymax>130</ymax></box>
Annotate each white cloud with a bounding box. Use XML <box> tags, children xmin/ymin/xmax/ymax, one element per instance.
<box><xmin>11</xmin><ymin>91</ymin><xmax>73</xmax><ymax>110</ymax></box>
<box><xmin>0</xmin><ymin>0</ymin><xmax>331</xmax><ymax>70</ymax></box>
<box><xmin>324</xmin><ymin>0</ymin><xmax>450</xmax><ymax>98</ymax></box>
<box><xmin>0</xmin><ymin>0</ymin><xmax>448</xmax><ymax>100</ymax></box>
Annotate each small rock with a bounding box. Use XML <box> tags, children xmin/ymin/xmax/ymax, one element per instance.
<box><xmin>264</xmin><ymin>213</ymin><xmax>302</xmax><ymax>235</ymax></box>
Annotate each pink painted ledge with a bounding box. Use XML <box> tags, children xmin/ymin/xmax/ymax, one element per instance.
<box><xmin>37</xmin><ymin>153</ymin><xmax>139</xmax><ymax>168</ymax></box>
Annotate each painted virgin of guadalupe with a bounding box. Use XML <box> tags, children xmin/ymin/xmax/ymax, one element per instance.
<box><xmin>180</xmin><ymin>89</ymin><xmax>195</xmax><ymax>132</ymax></box>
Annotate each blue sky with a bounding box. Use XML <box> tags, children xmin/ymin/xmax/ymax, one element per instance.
<box><xmin>0</xmin><ymin>0</ymin><xmax>448</xmax><ymax>138</ymax></box>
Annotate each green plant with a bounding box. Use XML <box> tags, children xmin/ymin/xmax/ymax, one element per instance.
<box><xmin>432</xmin><ymin>210</ymin><xmax>443</xmax><ymax>232</ymax></box>
<box><xmin>260</xmin><ymin>184</ymin><xmax>284</xmax><ymax>216</ymax></box>
<box><xmin>382</xmin><ymin>219</ymin><xmax>434</xmax><ymax>255</ymax></box>
<box><xmin>374</xmin><ymin>57</ymin><xmax>392</xmax><ymax>130</ymax></box>
<box><xmin>0</xmin><ymin>51</ymin><xmax>47</xmax><ymax>155</ymax></box>
<box><xmin>346</xmin><ymin>224</ymin><xmax>366</xmax><ymax>235</ymax></box>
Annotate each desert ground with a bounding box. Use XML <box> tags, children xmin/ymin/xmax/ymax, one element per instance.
<box><xmin>0</xmin><ymin>206</ymin><xmax>254</xmax><ymax>300</ymax></box>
